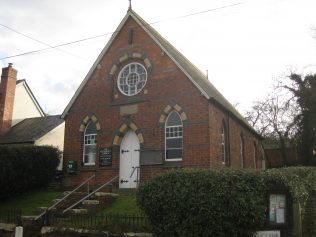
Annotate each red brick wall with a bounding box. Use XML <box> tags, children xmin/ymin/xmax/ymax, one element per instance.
<box><xmin>0</xmin><ymin>64</ymin><xmax>17</xmax><ymax>134</ymax></box>
<box><xmin>208</xmin><ymin>101</ymin><xmax>264</xmax><ymax>170</ymax></box>
<box><xmin>63</xmin><ymin>16</ymin><xmax>263</xmax><ymax>188</ymax></box>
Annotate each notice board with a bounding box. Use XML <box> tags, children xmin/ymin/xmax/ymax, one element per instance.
<box><xmin>99</xmin><ymin>147</ymin><xmax>112</xmax><ymax>166</ymax></box>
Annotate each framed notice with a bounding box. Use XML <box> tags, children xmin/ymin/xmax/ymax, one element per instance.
<box><xmin>269</xmin><ymin>194</ymin><xmax>286</xmax><ymax>224</ymax></box>
<box><xmin>99</xmin><ymin>147</ymin><xmax>112</xmax><ymax>166</ymax></box>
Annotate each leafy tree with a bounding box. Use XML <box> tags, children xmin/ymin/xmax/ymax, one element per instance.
<box><xmin>284</xmin><ymin>73</ymin><xmax>316</xmax><ymax>165</ymax></box>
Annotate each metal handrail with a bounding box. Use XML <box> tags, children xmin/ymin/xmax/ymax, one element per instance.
<box><xmin>130</xmin><ymin>166</ymin><xmax>140</xmax><ymax>178</ymax></box>
<box><xmin>130</xmin><ymin>166</ymin><xmax>140</xmax><ymax>188</ymax></box>
<box><xmin>35</xmin><ymin>174</ymin><xmax>95</xmax><ymax>220</ymax></box>
<box><xmin>63</xmin><ymin>175</ymin><xmax>119</xmax><ymax>214</ymax></box>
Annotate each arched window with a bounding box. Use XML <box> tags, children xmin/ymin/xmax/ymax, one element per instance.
<box><xmin>165</xmin><ymin>111</ymin><xmax>183</xmax><ymax>161</ymax></box>
<box><xmin>83</xmin><ymin>122</ymin><xmax>97</xmax><ymax>165</ymax></box>
<box><xmin>253</xmin><ymin>142</ymin><xmax>257</xmax><ymax>169</ymax></box>
<box><xmin>240</xmin><ymin>134</ymin><xmax>244</xmax><ymax>168</ymax></box>
<box><xmin>221</xmin><ymin>123</ymin><xmax>228</xmax><ymax>166</ymax></box>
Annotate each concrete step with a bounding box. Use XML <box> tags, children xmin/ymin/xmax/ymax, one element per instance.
<box><xmin>68</xmin><ymin>208</ymin><xmax>88</xmax><ymax>214</ymax></box>
<box><xmin>82</xmin><ymin>200</ymin><xmax>99</xmax><ymax>205</ymax></box>
<box><xmin>94</xmin><ymin>192</ymin><xmax>119</xmax><ymax>197</ymax></box>
<box><xmin>53</xmin><ymin>198</ymin><xmax>62</xmax><ymax>203</ymax></box>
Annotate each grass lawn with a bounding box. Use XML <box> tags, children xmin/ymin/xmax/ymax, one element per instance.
<box><xmin>0</xmin><ymin>190</ymin><xmax>141</xmax><ymax>216</ymax></box>
<box><xmin>100</xmin><ymin>195</ymin><xmax>141</xmax><ymax>215</ymax></box>
<box><xmin>0</xmin><ymin>189</ymin><xmax>63</xmax><ymax>216</ymax></box>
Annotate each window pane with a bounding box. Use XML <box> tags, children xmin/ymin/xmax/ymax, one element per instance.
<box><xmin>166</xmin><ymin>149</ymin><xmax>182</xmax><ymax>160</ymax></box>
<box><xmin>166</xmin><ymin>111</ymin><xmax>182</xmax><ymax>126</ymax></box>
<box><xmin>85</xmin><ymin>122</ymin><xmax>97</xmax><ymax>134</ymax></box>
<box><xmin>84</xmin><ymin>153</ymin><xmax>96</xmax><ymax>164</ymax></box>
<box><xmin>166</xmin><ymin>138</ymin><xmax>182</xmax><ymax>149</ymax></box>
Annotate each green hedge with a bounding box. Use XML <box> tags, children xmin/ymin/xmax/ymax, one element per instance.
<box><xmin>0</xmin><ymin>145</ymin><xmax>60</xmax><ymax>200</ymax></box>
<box><xmin>137</xmin><ymin>167</ymin><xmax>316</xmax><ymax>237</ymax></box>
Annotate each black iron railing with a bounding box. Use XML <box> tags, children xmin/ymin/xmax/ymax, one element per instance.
<box><xmin>0</xmin><ymin>209</ymin><xmax>22</xmax><ymax>224</ymax></box>
<box><xmin>48</xmin><ymin>212</ymin><xmax>151</xmax><ymax>232</ymax></box>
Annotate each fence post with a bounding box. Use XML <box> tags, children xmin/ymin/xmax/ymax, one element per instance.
<box><xmin>292</xmin><ymin>202</ymin><xmax>302</xmax><ymax>237</ymax></box>
<box><xmin>42</xmin><ymin>210</ymin><xmax>50</xmax><ymax>226</ymax></box>
<box><xmin>15</xmin><ymin>226</ymin><xmax>23</xmax><ymax>237</ymax></box>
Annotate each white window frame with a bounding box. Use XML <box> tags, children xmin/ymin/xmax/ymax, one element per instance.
<box><xmin>117</xmin><ymin>62</ymin><xmax>147</xmax><ymax>96</ymax></box>
<box><xmin>83</xmin><ymin>122</ymin><xmax>97</xmax><ymax>166</ymax></box>
<box><xmin>165</xmin><ymin>111</ymin><xmax>183</xmax><ymax>161</ymax></box>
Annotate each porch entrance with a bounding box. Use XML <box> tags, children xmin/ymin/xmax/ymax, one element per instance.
<box><xmin>119</xmin><ymin>131</ymin><xmax>140</xmax><ymax>188</ymax></box>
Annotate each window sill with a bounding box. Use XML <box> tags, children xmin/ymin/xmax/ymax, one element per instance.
<box><xmin>163</xmin><ymin>160</ymin><xmax>182</xmax><ymax>168</ymax></box>
<box><xmin>111</xmin><ymin>97</ymin><xmax>149</xmax><ymax>106</ymax></box>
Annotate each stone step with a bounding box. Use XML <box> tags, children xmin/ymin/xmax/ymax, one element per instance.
<box><xmin>63</xmin><ymin>191</ymin><xmax>87</xmax><ymax>196</ymax></box>
<box><xmin>82</xmin><ymin>200</ymin><xmax>99</xmax><ymax>205</ymax></box>
<box><xmin>68</xmin><ymin>209</ymin><xmax>88</xmax><ymax>214</ymax></box>
<box><xmin>94</xmin><ymin>192</ymin><xmax>119</xmax><ymax>197</ymax></box>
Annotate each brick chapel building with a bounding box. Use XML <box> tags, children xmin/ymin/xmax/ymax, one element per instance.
<box><xmin>62</xmin><ymin>8</ymin><xmax>265</xmax><ymax>189</ymax></box>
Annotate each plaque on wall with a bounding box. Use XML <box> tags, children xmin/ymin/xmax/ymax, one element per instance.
<box><xmin>99</xmin><ymin>147</ymin><xmax>112</xmax><ymax>166</ymax></box>
<box><xmin>140</xmin><ymin>150</ymin><xmax>163</xmax><ymax>165</ymax></box>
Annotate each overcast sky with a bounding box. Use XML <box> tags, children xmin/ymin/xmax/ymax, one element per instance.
<box><xmin>1</xmin><ymin>0</ymin><xmax>316</xmax><ymax>115</ymax></box>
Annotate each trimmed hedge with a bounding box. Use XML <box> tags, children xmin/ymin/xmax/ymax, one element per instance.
<box><xmin>137</xmin><ymin>167</ymin><xmax>316</xmax><ymax>237</ymax></box>
<box><xmin>0</xmin><ymin>145</ymin><xmax>60</xmax><ymax>200</ymax></box>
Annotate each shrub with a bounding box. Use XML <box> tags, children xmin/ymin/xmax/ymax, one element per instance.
<box><xmin>0</xmin><ymin>145</ymin><xmax>60</xmax><ymax>200</ymax></box>
<box><xmin>138</xmin><ymin>169</ymin><xmax>267</xmax><ymax>237</ymax></box>
<box><xmin>138</xmin><ymin>167</ymin><xmax>316</xmax><ymax>237</ymax></box>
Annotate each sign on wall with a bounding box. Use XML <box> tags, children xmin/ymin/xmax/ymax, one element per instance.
<box><xmin>99</xmin><ymin>147</ymin><xmax>112</xmax><ymax>166</ymax></box>
<box><xmin>255</xmin><ymin>230</ymin><xmax>280</xmax><ymax>237</ymax></box>
<box><xmin>269</xmin><ymin>194</ymin><xmax>286</xmax><ymax>224</ymax></box>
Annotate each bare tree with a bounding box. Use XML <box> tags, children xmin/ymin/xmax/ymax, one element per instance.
<box><xmin>246</xmin><ymin>72</ymin><xmax>316</xmax><ymax>165</ymax></box>
<box><xmin>245</xmin><ymin>81</ymin><xmax>298</xmax><ymax>165</ymax></box>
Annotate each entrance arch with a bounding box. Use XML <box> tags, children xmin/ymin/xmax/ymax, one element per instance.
<box><xmin>119</xmin><ymin>131</ymin><xmax>140</xmax><ymax>189</ymax></box>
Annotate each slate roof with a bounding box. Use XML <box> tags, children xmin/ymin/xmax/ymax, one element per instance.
<box><xmin>61</xmin><ymin>10</ymin><xmax>258</xmax><ymax>136</ymax></box>
<box><xmin>0</xmin><ymin>115</ymin><xmax>64</xmax><ymax>144</ymax></box>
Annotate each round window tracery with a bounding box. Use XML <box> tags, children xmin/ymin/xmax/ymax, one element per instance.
<box><xmin>117</xmin><ymin>63</ymin><xmax>147</xmax><ymax>96</ymax></box>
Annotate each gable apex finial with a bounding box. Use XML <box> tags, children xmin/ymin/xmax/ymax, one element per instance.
<box><xmin>128</xmin><ymin>0</ymin><xmax>132</xmax><ymax>11</ymax></box>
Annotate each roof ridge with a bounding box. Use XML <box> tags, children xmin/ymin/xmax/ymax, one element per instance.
<box><xmin>129</xmin><ymin>10</ymin><xmax>209</xmax><ymax>81</ymax></box>
<box><xmin>129</xmin><ymin>10</ymin><xmax>256</xmax><ymax>133</ymax></box>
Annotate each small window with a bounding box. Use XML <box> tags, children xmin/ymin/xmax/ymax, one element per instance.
<box><xmin>165</xmin><ymin>111</ymin><xmax>183</xmax><ymax>161</ymax></box>
<box><xmin>117</xmin><ymin>63</ymin><xmax>147</xmax><ymax>96</ymax></box>
<box><xmin>240</xmin><ymin>134</ymin><xmax>244</xmax><ymax>168</ymax></box>
<box><xmin>221</xmin><ymin>123</ymin><xmax>229</xmax><ymax>166</ymax></box>
<box><xmin>83</xmin><ymin>122</ymin><xmax>97</xmax><ymax>165</ymax></box>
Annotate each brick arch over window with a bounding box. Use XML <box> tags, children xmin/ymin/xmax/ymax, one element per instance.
<box><xmin>108</xmin><ymin>52</ymin><xmax>152</xmax><ymax>80</ymax></box>
<box><xmin>158</xmin><ymin>103</ymin><xmax>188</xmax><ymax>125</ymax></box>
<box><xmin>113</xmin><ymin>119</ymin><xmax>144</xmax><ymax>146</ymax></box>
<box><xmin>78</xmin><ymin>113</ymin><xmax>101</xmax><ymax>133</ymax></box>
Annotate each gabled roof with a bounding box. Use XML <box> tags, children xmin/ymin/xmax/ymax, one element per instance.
<box><xmin>61</xmin><ymin>10</ymin><xmax>257</xmax><ymax>135</ymax></box>
<box><xmin>16</xmin><ymin>79</ymin><xmax>45</xmax><ymax>117</ymax></box>
<box><xmin>0</xmin><ymin>115</ymin><xmax>64</xmax><ymax>144</ymax></box>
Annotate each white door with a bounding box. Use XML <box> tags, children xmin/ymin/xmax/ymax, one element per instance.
<box><xmin>119</xmin><ymin>131</ymin><xmax>140</xmax><ymax>188</ymax></box>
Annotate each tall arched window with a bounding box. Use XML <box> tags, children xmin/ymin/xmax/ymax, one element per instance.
<box><xmin>165</xmin><ymin>111</ymin><xmax>183</xmax><ymax>161</ymax></box>
<box><xmin>83</xmin><ymin>122</ymin><xmax>97</xmax><ymax>165</ymax></box>
<box><xmin>221</xmin><ymin>123</ymin><xmax>228</xmax><ymax>166</ymax></box>
<box><xmin>253</xmin><ymin>142</ymin><xmax>257</xmax><ymax>169</ymax></box>
<box><xmin>240</xmin><ymin>133</ymin><xmax>244</xmax><ymax>168</ymax></box>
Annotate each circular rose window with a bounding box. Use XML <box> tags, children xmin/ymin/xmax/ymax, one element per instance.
<box><xmin>117</xmin><ymin>63</ymin><xmax>147</xmax><ymax>96</ymax></box>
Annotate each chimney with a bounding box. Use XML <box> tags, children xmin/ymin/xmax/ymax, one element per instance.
<box><xmin>0</xmin><ymin>63</ymin><xmax>17</xmax><ymax>134</ymax></box>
